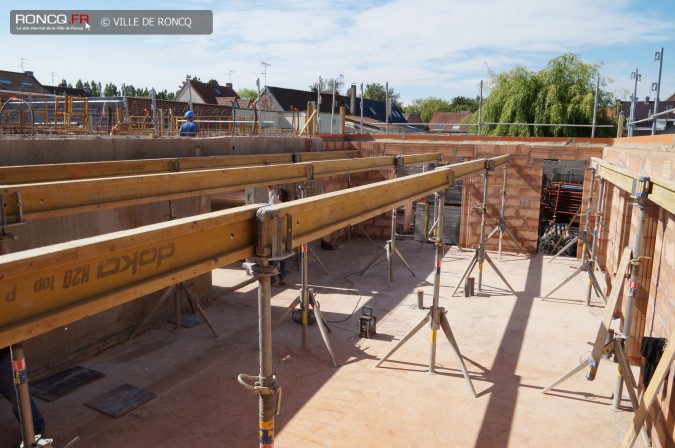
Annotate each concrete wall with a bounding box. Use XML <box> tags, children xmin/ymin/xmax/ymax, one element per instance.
<box><xmin>0</xmin><ymin>135</ymin><xmax>322</xmax><ymax>377</ymax></box>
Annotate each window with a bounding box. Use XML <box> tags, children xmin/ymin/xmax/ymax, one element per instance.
<box><xmin>368</xmin><ymin>107</ymin><xmax>377</xmax><ymax>115</ymax></box>
<box><xmin>0</xmin><ymin>79</ymin><xmax>12</xmax><ymax>85</ymax></box>
<box><xmin>20</xmin><ymin>81</ymin><xmax>33</xmax><ymax>87</ymax></box>
<box><xmin>214</xmin><ymin>88</ymin><xmax>222</xmax><ymax>94</ymax></box>
<box><xmin>451</xmin><ymin>125</ymin><xmax>461</xmax><ymax>131</ymax></box>
<box><xmin>434</xmin><ymin>124</ymin><xmax>443</xmax><ymax>130</ymax></box>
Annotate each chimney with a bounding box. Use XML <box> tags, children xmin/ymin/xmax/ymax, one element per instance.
<box><xmin>226</xmin><ymin>82</ymin><xmax>233</xmax><ymax>89</ymax></box>
<box><xmin>24</xmin><ymin>71</ymin><xmax>34</xmax><ymax>78</ymax></box>
<box><xmin>349</xmin><ymin>84</ymin><xmax>356</xmax><ymax>115</ymax></box>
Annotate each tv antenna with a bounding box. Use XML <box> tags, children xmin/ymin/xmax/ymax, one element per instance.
<box><xmin>261</xmin><ymin>61</ymin><xmax>271</xmax><ymax>87</ymax></box>
<box><xmin>20</xmin><ymin>58</ymin><xmax>31</xmax><ymax>71</ymax></box>
<box><xmin>228</xmin><ymin>70</ymin><xmax>235</xmax><ymax>83</ymax></box>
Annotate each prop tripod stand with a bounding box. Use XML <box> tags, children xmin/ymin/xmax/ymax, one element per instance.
<box><xmin>376</xmin><ymin>192</ymin><xmax>476</xmax><ymax>397</ymax></box>
<box><xmin>452</xmin><ymin>165</ymin><xmax>517</xmax><ymax>296</ymax></box>
<box><xmin>543</xmin><ymin>168</ymin><xmax>604</xmax><ymax>304</ymax></box>
<box><xmin>484</xmin><ymin>162</ymin><xmax>525</xmax><ymax>260</ymax></box>
<box><xmin>359</xmin><ymin>208</ymin><xmax>415</xmax><ymax>286</ymax></box>
<box><xmin>273</xmin><ymin>185</ymin><xmax>337</xmax><ymax>367</ymax></box>
<box><xmin>132</xmin><ymin>199</ymin><xmax>218</xmax><ymax>339</ymax></box>
<box><xmin>273</xmin><ymin>245</ymin><xmax>337</xmax><ymax>367</ymax></box>
<box><xmin>542</xmin><ymin>247</ymin><xmax>651</xmax><ymax>447</ymax></box>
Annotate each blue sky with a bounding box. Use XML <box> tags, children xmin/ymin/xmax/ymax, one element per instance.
<box><xmin>2</xmin><ymin>0</ymin><xmax>675</xmax><ymax>106</ymax></box>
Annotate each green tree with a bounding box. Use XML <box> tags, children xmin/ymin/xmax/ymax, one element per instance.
<box><xmin>156</xmin><ymin>90</ymin><xmax>175</xmax><ymax>100</ymax></box>
<box><xmin>103</xmin><ymin>83</ymin><xmax>118</xmax><ymax>96</ymax></box>
<box><xmin>75</xmin><ymin>79</ymin><xmax>84</xmax><ymax>89</ymax></box>
<box><xmin>404</xmin><ymin>97</ymin><xmax>453</xmax><ymax>122</ymax></box>
<box><xmin>364</xmin><ymin>83</ymin><xmax>401</xmax><ymax>108</ymax></box>
<box><xmin>91</xmin><ymin>80</ymin><xmax>100</xmax><ymax>97</ymax></box>
<box><xmin>237</xmin><ymin>88</ymin><xmax>258</xmax><ymax>100</ymax></box>
<box><xmin>309</xmin><ymin>77</ymin><xmax>343</xmax><ymax>95</ymax></box>
<box><xmin>58</xmin><ymin>79</ymin><xmax>68</xmax><ymax>88</ymax></box>
<box><xmin>475</xmin><ymin>53</ymin><xmax>615</xmax><ymax>137</ymax></box>
<box><xmin>207</xmin><ymin>79</ymin><xmax>219</xmax><ymax>86</ymax></box>
<box><xmin>449</xmin><ymin>96</ymin><xmax>479</xmax><ymax>112</ymax></box>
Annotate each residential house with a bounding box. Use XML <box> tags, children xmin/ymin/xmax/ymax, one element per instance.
<box><xmin>621</xmin><ymin>95</ymin><xmax>675</xmax><ymax>135</ymax></box>
<box><xmin>258</xmin><ymin>85</ymin><xmax>420</xmax><ymax>133</ymax></box>
<box><xmin>175</xmin><ymin>79</ymin><xmax>239</xmax><ymax>106</ymax></box>
<box><xmin>0</xmin><ymin>70</ymin><xmax>50</xmax><ymax>95</ymax></box>
<box><xmin>428</xmin><ymin>111</ymin><xmax>474</xmax><ymax>134</ymax></box>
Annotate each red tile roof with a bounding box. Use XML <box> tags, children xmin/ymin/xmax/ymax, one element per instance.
<box><xmin>428</xmin><ymin>111</ymin><xmax>473</xmax><ymax>133</ymax></box>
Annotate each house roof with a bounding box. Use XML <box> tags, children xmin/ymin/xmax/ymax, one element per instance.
<box><xmin>263</xmin><ymin>86</ymin><xmax>351</xmax><ymax>114</ymax></box>
<box><xmin>262</xmin><ymin>86</ymin><xmax>408</xmax><ymax>124</ymax></box>
<box><xmin>179</xmin><ymin>80</ymin><xmax>239</xmax><ymax>104</ymax></box>
<box><xmin>428</xmin><ymin>111</ymin><xmax>473</xmax><ymax>133</ymax></box>
<box><xmin>216</xmin><ymin>97</ymin><xmax>252</xmax><ymax>109</ymax></box>
<box><xmin>0</xmin><ymin>70</ymin><xmax>50</xmax><ymax>94</ymax></box>
<box><xmin>620</xmin><ymin>100</ymin><xmax>675</xmax><ymax>122</ymax></box>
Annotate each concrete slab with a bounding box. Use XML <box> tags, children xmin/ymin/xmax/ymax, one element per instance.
<box><xmin>0</xmin><ymin>239</ymin><xmax>642</xmax><ymax>447</ymax></box>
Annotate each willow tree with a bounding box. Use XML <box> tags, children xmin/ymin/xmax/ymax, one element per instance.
<box><xmin>477</xmin><ymin>53</ymin><xmax>615</xmax><ymax>137</ymax></box>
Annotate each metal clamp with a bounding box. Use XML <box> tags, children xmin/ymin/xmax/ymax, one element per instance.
<box><xmin>169</xmin><ymin>159</ymin><xmax>181</xmax><ymax>173</ymax></box>
<box><xmin>448</xmin><ymin>170</ymin><xmax>455</xmax><ymax>188</ymax></box>
<box><xmin>237</xmin><ymin>373</ymin><xmax>283</xmax><ymax>416</ymax></box>
<box><xmin>394</xmin><ymin>155</ymin><xmax>404</xmax><ymax>169</ymax></box>
<box><xmin>631</xmin><ymin>176</ymin><xmax>652</xmax><ymax>199</ymax></box>
<box><xmin>0</xmin><ymin>192</ymin><xmax>25</xmax><ymax>227</ymax></box>
<box><xmin>292</xmin><ymin>153</ymin><xmax>302</xmax><ymax>163</ymax></box>
<box><xmin>485</xmin><ymin>159</ymin><xmax>496</xmax><ymax>172</ymax></box>
<box><xmin>630</xmin><ymin>256</ymin><xmax>651</xmax><ymax>266</ymax></box>
<box><xmin>242</xmin><ymin>262</ymin><xmax>278</xmax><ymax>277</ymax></box>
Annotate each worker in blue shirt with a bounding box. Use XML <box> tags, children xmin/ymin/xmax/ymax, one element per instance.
<box><xmin>179</xmin><ymin>111</ymin><xmax>200</xmax><ymax>137</ymax></box>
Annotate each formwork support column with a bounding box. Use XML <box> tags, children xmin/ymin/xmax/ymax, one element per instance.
<box><xmin>613</xmin><ymin>177</ymin><xmax>650</xmax><ymax>410</ymax></box>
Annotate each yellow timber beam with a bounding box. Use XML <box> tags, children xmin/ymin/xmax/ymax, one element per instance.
<box><xmin>256</xmin><ymin>155</ymin><xmax>508</xmax><ymax>255</ymax></box>
<box><xmin>591</xmin><ymin>157</ymin><xmax>675</xmax><ymax>214</ymax></box>
<box><xmin>0</xmin><ymin>150</ymin><xmax>359</xmax><ymax>184</ymax></box>
<box><xmin>0</xmin><ymin>205</ymin><xmax>259</xmax><ymax>348</ymax></box>
<box><xmin>0</xmin><ymin>154</ymin><xmax>498</xmax><ymax>347</ymax></box>
<box><xmin>0</xmin><ymin>153</ymin><xmax>441</xmax><ymax>224</ymax></box>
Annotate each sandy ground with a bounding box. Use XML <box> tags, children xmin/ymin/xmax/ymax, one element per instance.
<box><xmin>0</xmin><ymin>239</ymin><xmax>642</xmax><ymax>448</ymax></box>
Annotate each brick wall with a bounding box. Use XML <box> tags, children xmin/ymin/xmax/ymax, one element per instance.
<box><xmin>346</xmin><ymin>137</ymin><xmax>603</xmax><ymax>254</ymax></box>
<box><xmin>601</xmin><ymin>143</ymin><xmax>675</xmax><ymax>448</ymax></box>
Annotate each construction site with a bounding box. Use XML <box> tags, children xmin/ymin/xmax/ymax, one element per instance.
<box><xmin>0</xmin><ymin>128</ymin><xmax>673</xmax><ymax>448</ymax></box>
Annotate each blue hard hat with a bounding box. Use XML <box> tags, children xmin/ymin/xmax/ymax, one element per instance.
<box><xmin>184</xmin><ymin>111</ymin><xmax>195</xmax><ymax>119</ymax></box>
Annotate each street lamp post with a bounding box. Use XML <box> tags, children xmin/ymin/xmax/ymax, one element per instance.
<box><xmin>628</xmin><ymin>69</ymin><xmax>641</xmax><ymax>137</ymax></box>
<box><xmin>651</xmin><ymin>48</ymin><xmax>664</xmax><ymax>135</ymax></box>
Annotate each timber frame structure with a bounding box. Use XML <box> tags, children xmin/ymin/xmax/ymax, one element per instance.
<box><xmin>1</xmin><ymin>132</ymin><xmax>674</xmax><ymax>447</ymax></box>
<box><xmin>0</xmin><ymin>151</ymin><xmax>506</xmax><ymax>446</ymax></box>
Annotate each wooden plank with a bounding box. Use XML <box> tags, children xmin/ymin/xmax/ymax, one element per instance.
<box><xmin>0</xmin><ymin>155</ymin><xmax>503</xmax><ymax>347</ymax></box>
<box><xmin>591</xmin><ymin>157</ymin><xmax>675</xmax><ymax>215</ymax></box>
<box><xmin>0</xmin><ymin>205</ymin><xmax>259</xmax><ymax>347</ymax></box>
<box><xmin>590</xmin><ymin>247</ymin><xmax>632</xmax><ymax>362</ymax></box>
<box><xmin>0</xmin><ymin>154</ymin><xmax>439</xmax><ymax>224</ymax></box>
<box><xmin>256</xmin><ymin>158</ymin><xmax>494</xmax><ymax>254</ymax></box>
<box><xmin>0</xmin><ymin>150</ymin><xmax>358</xmax><ymax>184</ymax></box>
<box><xmin>621</xmin><ymin>326</ymin><xmax>675</xmax><ymax>448</ymax></box>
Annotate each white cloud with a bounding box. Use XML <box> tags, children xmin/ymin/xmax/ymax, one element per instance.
<box><xmin>3</xmin><ymin>0</ymin><xmax>674</xmax><ymax>103</ymax></box>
